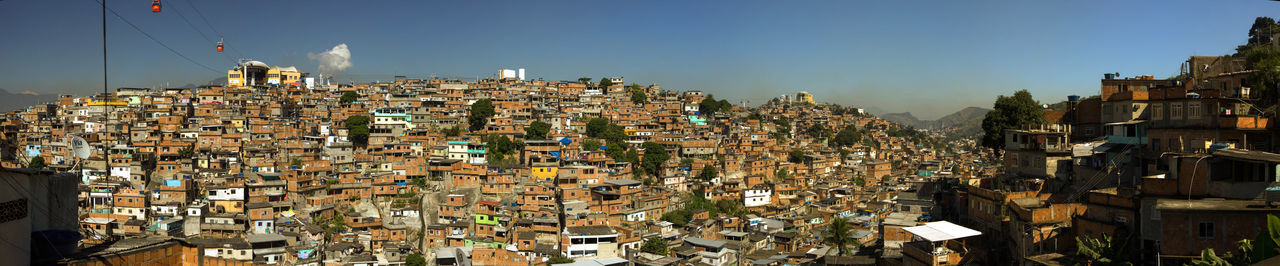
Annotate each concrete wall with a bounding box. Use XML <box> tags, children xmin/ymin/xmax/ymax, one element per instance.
<box><xmin>0</xmin><ymin>169</ymin><xmax>80</xmax><ymax>265</ymax></box>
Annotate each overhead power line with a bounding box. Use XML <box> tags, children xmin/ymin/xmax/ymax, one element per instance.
<box><xmin>91</xmin><ymin>0</ymin><xmax>221</xmax><ymax>73</ymax></box>
<box><xmin>166</xmin><ymin>1</ymin><xmax>236</xmax><ymax>65</ymax></box>
<box><xmin>181</xmin><ymin>0</ymin><xmax>248</xmax><ymax>59</ymax></box>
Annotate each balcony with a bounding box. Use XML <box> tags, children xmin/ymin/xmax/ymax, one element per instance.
<box><xmin>1220</xmin><ymin>115</ymin><xmax>1270</xmax><ymax>130</ymax></box>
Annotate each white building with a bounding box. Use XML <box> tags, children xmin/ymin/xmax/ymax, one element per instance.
<box><xmin>743</xmin><ymin>184</ymin><xmax>772</xmax><ymax>207</ymax></box>
<box><xmin>564</xmin><ymin>225</ymin><xmax>620</xmax><ymax>259</ymax></box>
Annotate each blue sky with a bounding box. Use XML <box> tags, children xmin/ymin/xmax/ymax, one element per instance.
<box><xmin>2</xmin><ymin>0</ymin><xmax>1277</xmax><ymax>119</ymax></box>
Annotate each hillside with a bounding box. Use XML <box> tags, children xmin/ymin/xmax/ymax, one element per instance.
<box><xmin>882</xmin><ymin>107</ymin><xmax>990</xmax><ymax>138</ymax></box>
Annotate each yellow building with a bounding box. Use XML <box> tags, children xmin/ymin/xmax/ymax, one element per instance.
<box><xmin>532</xmin><ymin>166</ymin><xmax>558</xmax><ymax>180</ymax></box>
<box><xmin>266</xmin><ymin>66</ymin><xmax>302</xmax><ymax>85</ymax></box>
<box><xmin>226</xmin><ymin>68</ymin><xmax>245</xmax><ymax>87</ymax></box>
<box><xmin>796</xmin><ymin>91</ymin><xmax>815</xmax><ymax>104</ymax></box>
<box><xmin>225</xmin><ymin>60</ymin><xmax>270</xmax><ymax>88</ymax></box>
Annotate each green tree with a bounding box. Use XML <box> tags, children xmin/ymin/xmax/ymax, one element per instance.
<box><xmin>582</xmin><ymin>139</ymin><xmax>602</xmax><ymax>151</ymax></box>
<box><xmin>805</xmin><ymin>124</ymin><xmax>829</xmax><ymax>139</ymax></box>
<box><xmin>789</xmin><ymin>150</ymin><xmax>805</xmax><ymax>164</ymax></box>
<box><xmin>27</xmin><ymin>157</ymin><xmax>45</xmax><ymax>169</ymax></box>
<box><xmin>679</xmin><ymin>158</ymin><xmax>695</xmax><ymax>168</ymax></box>
<box><xmin>525</xmin><ymin>121</ymin><xmax>551</xmax><ymax>140</ymax></box>
<box><xmin>660</xmin><ymin>210</ymin><xmax>691</xmax><ymax>226</ymax></box>
<box><xmin>624</xmin><ymin>149</ymin><xmax>641</xmax><ymax>165</ymax></box>
<box><xmin>1243</xmin><ymin>17</ymin><xmax>1280</xmax><ymax>50</ymax></box>
<box><xmin>340</xmin><ymin>91</ymin><xmax>359</xmax><ymax>104</ymax></box>
<box><xmin>485</xmin><ymin>134</ymin><xmax>516</xmax><ymax>154</ymax></box>
<box><xmin>698</xmin><ymin>165</ymin><xmax>717</xmax><ymax>180</ymax></box>
<box><xmin>1073</xmin><ymin>233</ymin><xmax>1133</xmax><ymax>266</ymax></box>
<box><xmin>586</xmin><ymin>118</ymin><xmax>610</xmax><ymax>138</ymax></box>
<box><xmin>346</xmin><ymin>115</ymin><xmax>370</xmax><ymax>146</ymax></box>
<box><xmin>630</xmin><ymin>87</ymin><xmax>649</xmax><ymax>105</ymax></box>
<box><xmin>824</xmin><ymin>217</ymin><xmax>857</xmax><ymax>255</ymax></box>
<box><xmin>291</xmin><ymin>157</ymin><xmax>303</xmax><ymax>168</ymax></box>
<box><xmin>442</xmin><ymin>125</ymin><xmax>462</xmax><ymax>137</ymax></box>
<box><xmin>774</xmin><ymin>169</ymin><xmax>790</xmax><ymax>182</ymax></box>
<box><xmin>1243</xmin><ymin>45</ymin><xmax>1280</xmax><ymax>108</ymax></box>
<box><xmin>981</xmin><ymin>90</ymin><xmax>1046</xmax><ymax>150</ymax></box>
<box><xmin>547</xmin><ymin>253</ymin><xmax>575</xmax><ymax>264</ymax></box>
<box><xmin>577</xmin><ymin>77</ymin><xmax>592</xmax><ymax>84</ymax></box>
<box><xmin>1251</xmin><ymin>214</ymin><xmax>1280</xmax><ymax>262</ymax></box>
<box><xmin>775</xmin><ymin>117</ymin><xmax>792</xmax><ymax>137</ymax></box>
<box><xmin>598</xmin><ymin>77</ymin><xmax>614</xmax><ymax>88</ymax></box>
<box><xmin>853</xmin><ymin>176</ymin><xmax>866</xmax><ymax>187</ymax></box>
<box><xmin>641</xmin><ymin>237</ymin><xmax>668</xmax><ymax>256</ymax></box>
<box><xmin>405</xmin><ymin>253</ymin><xmax>427</xmax><ymax>266</ymax></box>
<box><xmin>700</xmin><ymin>95</ymin><xmax>722</xmax><ymax>116</ymax></box>
<box><xmin>640</xmin><ymin>142</ymin><xmax>670</xmax><ymax>176</ymax></box>
<box><xmin>831</xmin><ymin>125</ymin><xmax>862</xmax><ymax>147</ymax></box>
<box><xmin>606</xmin><ymin>142</ymin><xmax>628</xmax><ymax>161</ymax></box>
<box><xmin>468</xmin><ymin>99</ymin><xmax>495</xmax><ymax>131</ymax></box>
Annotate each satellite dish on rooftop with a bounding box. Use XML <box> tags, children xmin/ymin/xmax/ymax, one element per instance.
<box><xmin>70</xmin><ymin>135</ymin><xmax>91</xmax><ymax>160</ymax></box>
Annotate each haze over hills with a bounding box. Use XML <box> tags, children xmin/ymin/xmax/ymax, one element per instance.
<box><xmin>881</xmin><ymin>106</ymin><xmax>990</xmax><ymax>138</ymax></box>
<box><xmin>0</xmin><ymin>88</ymin><xmax>59</xmax><ymax>113</ymax></box>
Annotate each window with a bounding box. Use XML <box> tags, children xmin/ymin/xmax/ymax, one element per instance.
<box><xmin>1152</xmin><ymin>104</ymin><xmax>1164</xmax><ymax>120</ymax></box>
<box><xmin>1198</xmin><ymin>222</ymin><xmax>1214</xmax><ymax>239</ymax></box>
<box><xmin>1085</xmin><ymin>128</ymin><xmax>1095</xmax><ymax>136</ymax></box>
<box><xmin>1189</xmin><ymin>103</ymin><xmax>1201</xmax><ymax>119</ymax></box>
<box><xmin>1171</xmin><ymin>103</ymin><xmax>1183</xmax><ymax>119</ymax></box>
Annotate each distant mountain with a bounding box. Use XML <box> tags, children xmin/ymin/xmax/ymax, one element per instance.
<box><xmin>882</xmin><ymin>107</ymin><xmax>990</xmax><ymax>138</ymax></box>
<box><xmin>0</xmin><ymin>89</ymin><xmax>59</xmax><ymax>113</ymax></box>
<box><xmin>880</xmin><ymin>112</ymin><xmax>927</xmax><ymax>128</ymax></box>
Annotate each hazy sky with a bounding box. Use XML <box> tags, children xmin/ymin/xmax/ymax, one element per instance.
<box><xmin>2</xmin><ymin>0</ymin><xmax>1278</xmax><ymax>119</ymax></box>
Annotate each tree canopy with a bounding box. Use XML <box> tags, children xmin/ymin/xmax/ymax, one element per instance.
<box><xmin>629</xmin><ymin>84</ymin><xmax>649</xmax><ymax>105</ymax></box>
<box><xmin>340</xmin><ymin>91</ymin><xmax>359</xmax><ymax>104</ymax></box>
<box><xmin>789</xmin><ymin>149</ymin><xmax>805</xmax><ymax>164</ymax></box>
<box><xmin>581</xmin><ymin>139</ymin><xmax>602</xmax><ymax>152</ymax></box>
<box><xmin>27</xmin><ymin>157</ymin><xmax>45</xmax><ymax>169</ymax></box>
<box><xmin>547</xmin><ymin>254</ymin><xmax>575</xmax><ymax>264</ymax></box>
<box><xmin>640</xmin><ymin>142</ymin><xmax>669</xmax><ymax>176</ymax></box>
<box><xmin>831</xmin><ymin>124</ymin><xmax>862</xmax><ymax>147</ymax></box>
<box><xmin>405</xmin><ymin>253</ymin><xmax>426</xmax><ymax>266</ymax></box>
<box><xmin>468</xmin><ymin>99</ymin><xmax>495</xmax><ymax>131</ymax></box>
<box><xmin>346</xmin><ymin>115</ymin><xmax>370</xmax><ymax>146</ymax></box>
<box><xmin>980</xmin><ymin>90</ymin><xmax>1045</xmax><ymax>150</ymax></box>
<box><xmin>641</xmin><ymin>237</ymin><xmax>668</xmax><ymax>256</ymax></box>
<box><xmin>824</xmin><ymin>217</ymin><xmax>857</xmax><ymax>255</ymax></box>
<box><xmin>698</xmin><ymin>165</ymin><xmax>717</xmax><ymax>181</ymax></box>
<box><xmin>699</xmin><ymin>95</ymin><xmax>733</xmax><ymax>117</ymax></box>
<box><xmin>598</xmin><ymin>77</ymin><xmax>614</xmax><ymax>88</ymax></box>
<box><xmin>525</xmin><ymin>121</ymin><xmax>551</xmax><ymax>140</ymax></box>
<box><xmin>442</xmin><ymin>125</ymin><xmax>462</xmax><ymax>137</ymax></box>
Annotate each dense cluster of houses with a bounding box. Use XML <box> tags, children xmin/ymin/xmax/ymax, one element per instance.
<box><xmin>2</xmin><ymin>65</ymin><xmax>1003</xmax><ymax>265</ymax></box>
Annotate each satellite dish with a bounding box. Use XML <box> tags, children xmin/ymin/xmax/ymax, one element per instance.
<box><xmin>70</xmin><ymin>135</ymin><xmax>91</xmax><ymax>160</ymax></box>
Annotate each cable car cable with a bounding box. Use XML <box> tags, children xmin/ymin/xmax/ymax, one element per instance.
<box><xmin>181</xmin><ymin>0</ymin><xmax>248</xmax><ymax>59</ymax></box>
<box><xmin>91</xmin><ymin>0</ymin><xmax>221</xmax><ymax>74</ymax></box>
<box><xmin>165</xmin><ymin>1</ymin><xmax>236</xmax><ymax>64</ymax></box>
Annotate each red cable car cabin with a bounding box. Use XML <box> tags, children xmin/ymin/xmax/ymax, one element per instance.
<box><xmin>151</xmin><ymin>0</ymin><xmax>161</xmax><ymax>13</ymax></box>
<box><xmin>216</xmin><ymin>41</ymin><xmax>224</xmax><ymax>52</ymax></box>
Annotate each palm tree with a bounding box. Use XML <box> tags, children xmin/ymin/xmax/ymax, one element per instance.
<box><xmin>824</xmin><ymin>217</ymin><xmax>856</xmax><ymax>255</ymax></box>
<box><xmin>1074</xmin><ymin>233</ymin><xmax>1132</xmax><ymax>265</ymax></box>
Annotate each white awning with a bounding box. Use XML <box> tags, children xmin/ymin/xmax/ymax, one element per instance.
<box><xmin>903</xmin><ymin>221</ymin><xmax>982</xmax><ymax>242</ymax></box>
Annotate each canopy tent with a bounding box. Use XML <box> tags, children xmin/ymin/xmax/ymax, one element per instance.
<box><xmin>902</xmin><ymin>221</ymin><xmax>982</xmax><ymax>242</ymax></box>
